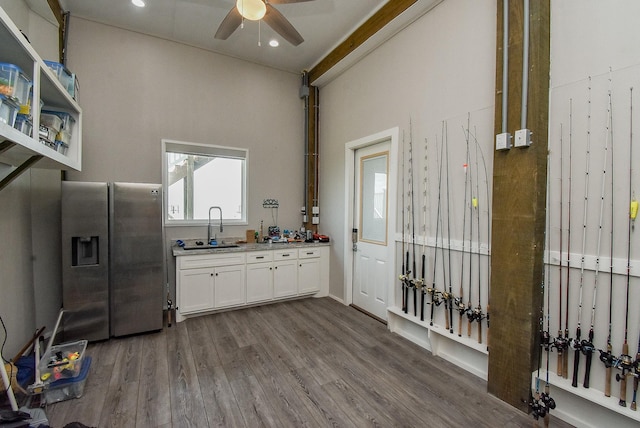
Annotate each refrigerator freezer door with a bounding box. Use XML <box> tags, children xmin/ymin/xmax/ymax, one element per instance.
<box><xmin>61</xmin><ymin>181</ymin><xmax>110</xmax><ymax>342</ymax></box>
<box><xmin>110</xmin><ymin>183</ymin><xmax>164</xmax><ymax>336</ymax></box>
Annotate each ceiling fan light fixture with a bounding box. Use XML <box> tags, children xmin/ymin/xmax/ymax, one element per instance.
<box><xmin>131</xmin><ymin>0</ymin><xmax>145</xmax><ymax>7</ymax></box>
<box><xmin>269</xmin><ymin>39</ymin><xmax>279</xmax><ymax>47</ymax></box>
<box><xmin>236</xmin><ymin>0</ymin><xmax>266</xmax><ymax>21</ymax></box>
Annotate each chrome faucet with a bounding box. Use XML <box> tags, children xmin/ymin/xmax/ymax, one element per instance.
<box><xmin>207</xmin><ymin>206</ymin><xmax>223</xmax><ymax>244</ymax></box>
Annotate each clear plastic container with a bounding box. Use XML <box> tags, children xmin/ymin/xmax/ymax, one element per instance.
<box><xmin>43</xmin><ymin>60</ymin><xmax>76</xmax><ymax>99</ymax></box>
<box><xmin>42</xmin><ymin>110</ymin><xmax>75</xmax><ymax>131</ymax></box>
<box><xmin>40</xmin><ymin>112</ymin><xmax>63</xmax><ymax>132</ymax></box>
<box><xmin>44</xmin><ymin>355</ymin><xmax>91</xmax><ymax>404</ymax></box>
<box><xmin>38</xmin><ymin>339</ymin><xmax>87</xmax><ymax>382</ymax></box>
<box><xmin>0</xmin><ymin>62</ymin><xmax>31</xmax><ymax>106</ymax></box>
<box><xmin>0</xmin><ymin>94</ymin><xmax>19</xmax><ymax>127</ymax></box>
<box><xmin>14</xmin><ymin>113</ymin><xmax>32</xmax><ymax>136</ymax></box>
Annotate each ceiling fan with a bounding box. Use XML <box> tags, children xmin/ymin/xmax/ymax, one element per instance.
<box><xmin>215</xmin><ymin>0</ymin><xmax>314</xmax><ymax>46</ymax></box>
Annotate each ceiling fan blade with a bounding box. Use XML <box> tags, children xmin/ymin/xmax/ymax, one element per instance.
<box><xmin>214</xmin><ymin>7</ymin><xmax>242</xmax><ymax>40</ymax></box>
<box><xmin>263</xmin><ymin>3</ymin><xmax>304</xmax><ymax>46</ymax></box>
<box><xmin>268</xmin><ymin>0</ymin><xmax>315</xmax><ymax>4</ymax></box>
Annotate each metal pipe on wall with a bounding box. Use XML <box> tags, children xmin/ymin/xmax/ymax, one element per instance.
<box><xmin>501</xmin><ymin>0</ymin><xmax>509</xmax><ymax>133</ymax></box>
<box><xmin>301</xmin><ymin>71</ymin><xmax>309</xmax><ymax>225</ymax></box>
<box><xmin>521</xmin><ymin>0</ymin><xmax>530</xmax><ymax>129</ymax></box>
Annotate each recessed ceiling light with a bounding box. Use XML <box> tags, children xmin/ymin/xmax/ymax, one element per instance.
<box><xmin>132</xmin><ymin>0</ymin><xmax>145</xmax><ymax>7</ymax></box>
<box><xmin>269</xmin><ymin>39</ymin><xmax>279</xmax><ymax>47</ymax></box>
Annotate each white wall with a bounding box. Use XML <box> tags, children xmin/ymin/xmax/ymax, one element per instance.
<box><xmin>65</xmin><ymin>17</ymin><xmax>305</xmax><ymax>298</ymax></box>
<box><xmin>318</xmin><ymin>0</ymin><xmax>496</xmax><ymax>300</ymax></box>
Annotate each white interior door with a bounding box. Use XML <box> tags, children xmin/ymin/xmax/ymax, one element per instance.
<box><xmin>352</xmin><ymin>142</ymin><xmax>390</xmax><ymax>320</ymax></box>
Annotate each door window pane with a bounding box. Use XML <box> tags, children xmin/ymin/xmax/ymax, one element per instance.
<box><xmin>360</xmin><ymin>152</ymin><xmax>388</xmax><ymax>244</ymax></box>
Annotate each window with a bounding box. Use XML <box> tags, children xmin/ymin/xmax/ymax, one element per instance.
<box><xmin>162</xmin><ymin>140</ymin><xmax>247</xmax><ymax>226</ymax></box>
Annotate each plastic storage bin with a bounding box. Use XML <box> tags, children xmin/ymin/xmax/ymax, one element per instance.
<box><xmin>43</xmin><ymin>60</ymin><xmax>76</xmax><ymax>99</ymax></box>
<box><xmin>14</xmin><ymin>113</ymin><xmax>32</xmax><ymax>136</ymax></box>
<box><xmin>0</xmin><ymin>94</ymin><xmax>19</xmax><ymax>127</ymax></box>
<box><xmin>38</xmin><ymin>339</ymin><xmax>87</xmax><ymax>382</ymax></box>
<box><xmin>44</xmin><ymin>355</ymin><xmax>91</xmax><ymax>404</ymax></box>
<box><xmin>42</xmin><ymin>110</ymin><xmax>76</xmax><ymax>131</ymax></box>
<box><xmin>0</xmin><ymin>62</ymin><xmax>31</xmax><ymax>106</ymax></box>
<box><xmin>40</xmin><ymin>113</ymin><xmax>63</xmax><ymax>132</ymax></box>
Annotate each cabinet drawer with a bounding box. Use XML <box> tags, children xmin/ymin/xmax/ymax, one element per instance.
<box><xmin>298</xmin><ymin>248</ymin><xmax>320</xmax><ymax>259</ymax></box>
<box><xmin>273</xmin><ymin>249</ymin><xmax>296</xmax><ymax>260</ymax></box>
<box><xmin>178</xmin><ymin>253</ymin><xmax>246</xmax><ymax>269</ymax></box>
<box><xmin>246</xmin><ymin>251</ymin><xmax>273</xmax><ymax>264</ymax></box>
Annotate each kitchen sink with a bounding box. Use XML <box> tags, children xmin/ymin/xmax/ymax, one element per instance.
<box><xmin>181</xmin><ymin>241</ymin><xmax>240</xmax><ymax>250</ymax></box>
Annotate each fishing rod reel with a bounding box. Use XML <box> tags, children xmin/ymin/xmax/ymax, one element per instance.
<box><xmin>598</xmin><ymin>349</ymin><xmax>617</xmax><ymax>369</ymax></box>
<box><xmin>529</xmin><ymin>392</ymin><xmax>556</xmax><ymax>421</ymax></box>
<box><xmin>466</xmin><ymin>305</ymin><xmax>484</xmax><ymax>323</ymax></box>
<box><xmin>426</xmin><ymin>287</ymin><xmax>443</xmax><ymax>306</ymax></box>
<box><xmin>579</xmin><ymin>339</ymin><xmax>596</xmax><ymax>357</ymax></box>
<box><xmin>540</xmin><ymin>330</ymin><xmax>552</xmax><ymax>352</ymax></box>
<box><xmin>551</xmin><ymin>335</ymin><xmax>570</xmax><ymax>354</ymax></box>
<box><xmin>614</xmin><ymin>353</ymin><xmax>635</xmax><ymax>382</ymax></box>
<box><xmin>454</xmin><ymin>297</ymin><xmax>466</xmax><ymax>316</ymax></box>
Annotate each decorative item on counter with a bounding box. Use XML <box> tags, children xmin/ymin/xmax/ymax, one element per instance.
<box><xmin>246</xmin><ymin>229</ymin><xmax>256</xmax><ymax>243</ymax></box>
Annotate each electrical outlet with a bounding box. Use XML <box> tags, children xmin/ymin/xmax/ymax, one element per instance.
<box><xmin>514</xmin><ymin>128</ymin><xmax>532</xmax><ymax>147</ymax></box>
<box><xmin>312</xmin><ymin>206</ymin><xmax>319</xmax><ymax>214</ymax></box>
<box><xmin>495</xmin><ymin>132</ymin><xmax>511</xmax><ymax>151</ymax></box>
<box><xmin>312</xmin><ymin>216</ymin><xmax>319</xmax><ymax>224</ymax></box>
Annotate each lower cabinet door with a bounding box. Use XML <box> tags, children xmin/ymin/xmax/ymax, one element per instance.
<box><xmin>179</xmin><ymin>267</ymin><xmax>215</xmax><ymax>314</ymax></box>
<box><xmin>246</xmin><ymin>262</ymin><xmax>274</xmax><ymax>303</ymax></box>
<box><xmin>273</xmin><ymin>260</ymin><xmax>298</xmax><ymax>298</ymax></box>
<box><xmin>214</xmin><ymin>264</ymin><xmax>246</xmax><ymax>308</ymax></box>
<box><xmin>298</xmin><ymin>258</ymin><xmax>321</xmax><ymax>294</ymax></box>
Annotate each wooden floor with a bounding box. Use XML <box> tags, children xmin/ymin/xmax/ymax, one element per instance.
<box><xmin>42</xmin><ymin>297</ymin><xmax>573</xmax><ymax>427</ymax></box>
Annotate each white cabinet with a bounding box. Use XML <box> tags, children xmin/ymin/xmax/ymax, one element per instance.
<box><xmin>175</xmin><ymin>245</ymin><xmax>329</xmax><ymax>322</ymax></box>
<box><xmin>246</xmin><ymin>251</ymin><xmax>274</xmax><ymax>304</ymax></box>
<box><xmin>214</xmin><ymin>264</ymin><xmax>246</xmax><ymax>308</ymax></box>
<box><xmin>298</xmin><ymin>248</ymin><xmax>321</xmax><ymax>295</ymax></box>
<box><xmin>273</xmin><ymin>249</ymin><xmax>297</xmax><ymax>298</ymax></box>
<box><xmin>175</xmin><ymin>252</ymin><xmax>246</xmax><ymax>321</ymax></box>
<box><xmin>0</xmin><ymin>7</ymin><xmax>82</xmax><ymax>172</ymax></box>
<box><xmin>178</xmin><ymin>267</ymin><xmax>215</xmax><ymax>314</ymax></box>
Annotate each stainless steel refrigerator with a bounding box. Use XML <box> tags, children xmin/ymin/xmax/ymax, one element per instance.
<box><xmin>61</xmin><ymin>181</ymin><xmax>164</xmax><ymax>341</ymax></box>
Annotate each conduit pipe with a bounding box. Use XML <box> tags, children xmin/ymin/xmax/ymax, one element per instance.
<box><xmin>501</xmin><ymin>0</ymin><xmax>509</xmax><ymax>133</ymax></box>
<box><xmin>301</xmin><ymin>71</ymin><xmax>310</xmax><ymax>224</ymax></box>
<box><xmin>521</xmin><ymin>0</ymin><xmax>530</xmax><ymax>129</ymax></box>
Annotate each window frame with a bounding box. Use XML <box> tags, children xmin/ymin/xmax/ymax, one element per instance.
<box><xmin>162</xmin><ymin>139</ymin><xmax>248</xmax><ymax>227</ymax></box>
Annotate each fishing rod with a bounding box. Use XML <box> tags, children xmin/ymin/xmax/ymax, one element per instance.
<box><xmin>429</xmin><ymin>132</ymin><xmax>445</xmax><ymax>327</ymax></box>
<box><xmin>556</xmin><ymin>122</ymin><xmax>566</xmax><ymax>377</ymax></box>
<box><xmin>604</xmin><ymin>79</ymin><xmax>615</xmax><ymax>398</ymax></box>
<box><xmin>564</xmin><ymin>100</ymin><xmax>574</xmax><ymax>379</ymax></box>
<box><xmin>629</xmin><ymin>87</ymin><xmax>640</xmax><ymax>412</ymax></box>
<box><xmin>399</xmin><ymin>129</ymin><xmax>408</xmax><ymax>313</ymax></box>
<box><xmin>469</xmin><ymin>129</ymin><xmax>489</xmax><ymax>347</ymax></box>
<box><xmin>457</xmin><ymin>123</ymin><xmax>470</xmax><ymax>337</ymax></box>
<box><xmin>572</xmin><ymin>78</ymin><xmax>593</xmax><ymax>389</ymax></box>
<box><xmin>615</xmin><ymin>86</ymin><xmax>636</xmax><ymax>407</ymax></box>
<box><xmin>445</xmin><ymin>120</ymin><xmax>454</xmax><ymax>334</ymax></box>
<box><xmin>532</xmin><ymin>160</ymin><xmax>556</xmax><ymax>423</ymax></box>
<box><xmin>473</xmin><ymin>126</ymin><xmax>482</xmax><ymax>344</ymax></box>
<box><xmin>420</xmin><ymin>137</ymin><xmax>429</xmax><ymax>321</ymax></box>
<box><xmin>543</xmin><ymin>151</ymin><xmax>556</xmax><ymax>425</ymax></box>
<box><xmin>410</xmin><ymin>119</ymin><xmax>418</xmax><ymax>317</ymax></box>
<box><xmin>583</xmin><ymin>77</ymin><xmax>612</xmax><ymax>390</ymax></box>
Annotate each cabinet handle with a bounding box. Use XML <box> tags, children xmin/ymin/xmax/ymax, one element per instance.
<box><xmin>256</xmin><ymin>256</ymin><xmax>264</xmax><ymax>259</ymax></box>
<box><xmin>215</xmin><ymin>273</ymin><xmax>218</xmax><ymax>276</ymax></box>
<box><xmin>282</xmin><ymin>254</ymin><xmax>290</xmax><ymax>257</ymax></box>
<box><xmin>306</xmin><ymin>252</ymin><xmax>314</xmax><ymax>255</ymax></box>
<box><xmin>210</xmin><ymin>273</ymin><xmax>214</xmax><ymax>276</ymax></box>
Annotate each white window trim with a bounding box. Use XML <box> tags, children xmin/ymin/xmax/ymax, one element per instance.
<box><xmin>162</xmin><ymin>139</ymin><xmax>248</xmax><ymax>227</ymax></box>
